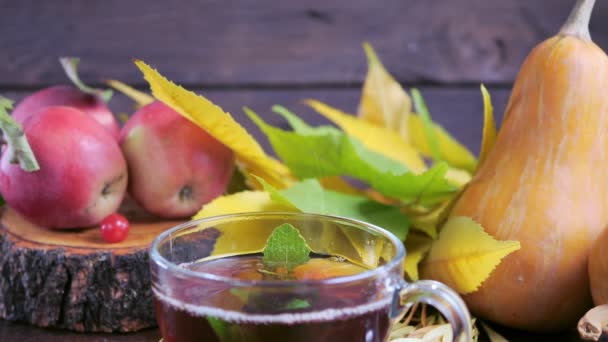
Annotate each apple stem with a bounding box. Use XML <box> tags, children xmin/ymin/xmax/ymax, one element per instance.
<box><xmin>106</xmin><ymin>79</ymin><xmax>154</xmax><ymax>108</ymax></box>
<box><xmin>59</xmin><ymin>57</ymin><xmax>113</xmax><ymax>102</ymax></box>
<box><xmin>0</xmin><ymin>97</ymin><xmax>40</xmax><ymax>172</ymax></box>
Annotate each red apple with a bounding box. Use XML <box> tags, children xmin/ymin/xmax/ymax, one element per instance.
<box><xmin>11</xmin><ymin>58</ymin><xmax>120</xmax><ymax>140</ymax></box>
<box><xmin>119</xmin><ymin>101</ymin><xmax>234</xmax><ymax>218</ymax></box>
<box><xmin>11</xmin><ymin>85</ymin><xmax>120</xmax><ymax>140</ymax></box>
<box><xmin>0</xmin><ymin>106</ymin><xmax>128</xmax><ymax>229</ymax></box>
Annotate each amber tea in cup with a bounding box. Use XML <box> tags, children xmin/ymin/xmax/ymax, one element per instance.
<box><xmin>150</xmin><ymin>212</ymin><xmax>472</xmax><ymax>342</ymax></box>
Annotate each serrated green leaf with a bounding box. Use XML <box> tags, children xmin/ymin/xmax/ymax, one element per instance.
<box><xmin>355</xmin><ymin>44</ymin><xmax>476</xmax><ymax>173</ymax></box>
<box><xmin>257</xmin><ymin>177</ymin><xmax>404</xmax><ymax>267</ymax></box>
<box><xmin>244</xmin><ymin>108</ymin><xmax>456</xmax><ymax>206</ymax></box>
<box><xmin>0</xmin><ymin>97</ymin><xmax>14</xmax><ymax>110</ymax></box>
<box><xmin>0</xmin><ymin>96</ymin><xmax>39</xmax><ymax>172</ymax></box>
<box><xmin>206</xmin><ymin>316</ymin><xmax>250</xmax><ymax>340</ymax></box>
<box><xmin>258</xmin><ymin>177</ymin><xmax>409</xmax><ymax>240</ymax></box>
<box><xmin>207</xmin><ymin>317</ymin><xmax>229</xmax><ymax>340</ymax></box>
<box><xmin>306</xmin><ymin>99</ymin><xmax>426</xmax><ymax>174</ymax></box>
<box><xmin>263</xmin><ymin>223</ymin><xmax>311</xmax><ymax>270</ymax></box>
<box><xmin>407</xmin><ymin>114</ymin><xmax>477</xmax><ymax>173</ymax></box>
<box><xmin>272</xmin><ymin>105</ymin><xmax>316</xmax><ymax>134</ymax></box>
<box><xmin>286</xmin><ymin>298</ymin><xmax>311</xmax><ymax>310</ymax></box>
<box><xmin>193</xmin><ymin>190</ymin><xmax>296</xmax><ymax>255</ymax></box>
<box><xmin>60</xmin><ymin>58</ymin><xmax>113</xmax><ymax>102</ymax></box>
<box><xmin>411</xmin><ymin>88</ymin><xmax>442</xmax><ymax>162</ymax></box>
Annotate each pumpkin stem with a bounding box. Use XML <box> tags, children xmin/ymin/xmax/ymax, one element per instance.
<box><xmin>559</xmin><ymin>0</ymin><xmax>596</xmax><ymax>41</ymax></box>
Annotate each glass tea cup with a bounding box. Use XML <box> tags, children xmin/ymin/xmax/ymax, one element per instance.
<box><xmin>150</xmin><ymin>212</ymin><xmax>472</xmax><ymax>342</ymax></box>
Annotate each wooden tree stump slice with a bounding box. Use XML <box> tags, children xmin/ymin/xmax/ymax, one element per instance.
<box><xmin>0</xmin><ymin>206</ymin><xmax>185</xmax><ymax>333</ymax></box>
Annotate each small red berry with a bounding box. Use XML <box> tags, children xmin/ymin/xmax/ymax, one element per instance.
<box><xmin>100</xmin><ymin>213</ymin><xmax>130</xmax><ymax>243</ymax></box>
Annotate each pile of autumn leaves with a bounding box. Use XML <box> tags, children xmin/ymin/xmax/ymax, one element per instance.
<box><xmin>122</xmin><ymin>43</ymin><xmax>520</xmax><ymax>340</ymax></box>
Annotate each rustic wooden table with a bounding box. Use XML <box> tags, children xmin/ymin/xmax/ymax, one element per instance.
<box><xmin>2</xmin><ymin>0</ymin><xmax>608</xmax><ymax>340</ymax></box>
<box><xmin>0</xmin><ymin>318</ymin><xmax>587</xmax><ymax>341</ymax></box>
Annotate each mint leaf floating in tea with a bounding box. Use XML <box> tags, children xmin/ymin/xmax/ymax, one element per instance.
<box><xmin>262</xmin><ymin>223</ymin><xmax>311</xmax><ymax>271</ymax></box>
<box><xmin>286</xmin><ymin>298</ymin><xmax>311</xmax><ymax>310</ymax></box>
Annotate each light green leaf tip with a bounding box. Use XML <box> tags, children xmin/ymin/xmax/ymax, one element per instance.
<box><xmin>263</xmin><ymin>223</ymin><xmax>311</xmax><ymax>269</ymax></box>
<box><xmin>411</xmin><ymin>88</ymin><xmax>442</xmax><ymax>162</ymax></box>
<box><xmin>59</xmin><ymin>57</ymin><xmax>113</xmax><ymax>102</ymax></box>
<box><xmin>0</xmin><ymin>96</ymin><xmax>39</xmax><ymax>172</ymax></box>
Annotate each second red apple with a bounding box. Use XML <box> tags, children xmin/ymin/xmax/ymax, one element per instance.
<box><xmin>119</xmin><ymin>101</ymin><xmax>235</xmax><ymax>219</ymax></box>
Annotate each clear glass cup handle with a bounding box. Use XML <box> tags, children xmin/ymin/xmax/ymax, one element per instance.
<box><xmin>391</xmin><ymin>280</ymin><xmax>473</xmax><ymax>342</ymax></box>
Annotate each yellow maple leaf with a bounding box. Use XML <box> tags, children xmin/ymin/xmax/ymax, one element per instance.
<box><xmin>420</xmin><ymin>216</ymin><xmax>520</xmax><ymax>294</ymax></box>
<box><xmin>478</xmin><ymin>84</ymin><xmax>497</xmax><ymax>169</ymax></box>
<box><xmin>404</xmin><ymin>233</ymin><xmax>433</xmax><ymax>281</ymax></box>
<box><xmin>318</xmin><ymin>176</ymin><xmax>362</xmax><ymax>195</ymax></box>
<box><xmin>407</xmin><ymin>115</ymin><xmax>477</xmax><ymax>173</ymax></box>
<box><xmin>407</xmin><ymin>199</ymin><xmax>454</xmax><ymax>239</ymax></box>
<box><xmin>358</xmin><ymin>42</ymin><xmax>411</xmax><ymax>140</ymax></box>
<box><xmin>444</xmin><ymin>168</ymin><xmax>472</xmax><ymax>188</ymax></box>
<box><xmin>307</xmin><ymin>99</ymin><xmax>426</xmax><ymax>173</ymax></box>
<box><xmin>106</xmin><ymin>79</ymin><xmax>155</xmax><ymax>108</ymax></box>
<box><xmin>134</xmin><ymin>60</ymin><xmax>293</xmax><ymax>189</ymax></box>
<box><xmin>357</xmin><ymin>43</ymin><xmax>476</xmax><ymax>174</ymax></box>
<box><xmin>193</xmin><ymin>191</ymin><xmax>296</xmax><ymax>255</ymax></box>
<box><xmin>308</xmin><ymin>99</ymin><xmax>470</xmax><ymax>190</ymax></box>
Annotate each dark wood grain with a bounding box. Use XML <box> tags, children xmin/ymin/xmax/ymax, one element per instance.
<box><xmin>0</xmin><ymin>320</ymin><xmax>160</xmax><ymax>342</ymax></box>
<box><xmin>2</xmin><ymin>0</ymin><xmax>608</xmax><ymax>87</ymax></box>
<box><xmin>0</xmin><ymin>207</ymin><xmax>187</xmax><ymax>332</ymax></box>
<box><xmin>0</xmin><ymin>3</ymin><xmax>598</xmax><ymax>339</ymax></box>
<box><xmin>3</xmin><ymin>86</ymin><xmax>511</xmax><ymax>155</ymax></box>
<box><xmin>0</xmin><ymin>316</ymin><xmax>588</xmax><ymax>341</ymax></box>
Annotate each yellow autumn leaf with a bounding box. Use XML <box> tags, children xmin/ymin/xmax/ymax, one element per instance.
<box><xmin>407</xmin><ymin>115</ymin><xmax>477</xmax><ymax>173</ymax></box>
<box><xmin>420</xmin><ymin>216</ymin><xmax>520</xmax><ymax>294</ymax></box>
<box><xmin>404</xmin><ymin>233</ymin><xmax>433</xmax><ymax>281</ymax></box>
<box><xmin>318</xmin><ymin>176</ymin><xmax>362</xmax><ymax>196</ymax></box>
<box><xmin>357</xmin><ymin>43</ymin><xmax>476</xmax><ymax>174</ymax></box>
<box><xmin>134</xmin><ymin>60</ymin><xmax>293</xmax><ymax>188</ymax></box>
<box><xmin>358</xmin><ymin>42</ymin><xmax>411</xmax><ymax>140</ymax></box>
<box><xmin>193</xmin><ymin>191</ymin><xmax>295</xmax><ymax>219</ymax></box>
<box><xmin>407</xmin><ymin>199</ymin><xmax>453</xmax><ymax>239</ymax></box>
<box><xmin>307</xmin><ymin>99</ymin><xmax>426</xmax><ymax>174</ymax></box>
<box><xmin>444</xmin><ymin>168</ymin><xmax>472</xmax><ymax>188</ymax></box>
<box><xmin>193</xmin><ymin>191</ymin><xmax>296</xmax><ymax>255</ymax></box>
<box><xmin>238</xmin><ymin>158</ymin><xmax>293</xmax><ymax>191</ymax></box>
<box><xmin>478</xmin><ymin>84</ymin><xmax>497</xmax><ymax>169</ymax></box>
<box><xmin>107</xmin><ymin>79</ymin><xmax>155</xmax><ymax>107</ymax></box>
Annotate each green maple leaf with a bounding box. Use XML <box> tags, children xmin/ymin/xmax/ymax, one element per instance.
<box><xmin>258</xmin><ymin>177</ymin><xmax>409</xmax><ymax>241</ymax></box>
<box><xmin>244</xmin><ymin>106</ymin><xmax>455</xmax><ymax>206</ymax></box>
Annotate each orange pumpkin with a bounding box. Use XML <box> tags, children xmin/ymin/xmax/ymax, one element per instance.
<box><xmin>589</xmin><ymin>226</ymin><xmax>608</xmax><ymax>305</ymax></box>
<box><xmin>450</xmin><ymin>0</ymin><xmax>608</xmax><ymax>331</ymax></box>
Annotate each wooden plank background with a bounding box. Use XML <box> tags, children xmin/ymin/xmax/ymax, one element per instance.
<box><xmin>0</xmin><ymin>0</ymin><xmax>605</xmax><ymax>340</ymax></box>
<box><xmin>3</xmin><ymin>88</ymin><xmax>511</xmax><ymax>154</ymax></box>
<box><xmin>2</xmin><ymin>0</ymin><xmax>608</xmax><ymax>86</ymax></box>
<box><xmin>1</xmin><ymin>0</ymin><xmax>607</xmax><ymax>155</ymax></box>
